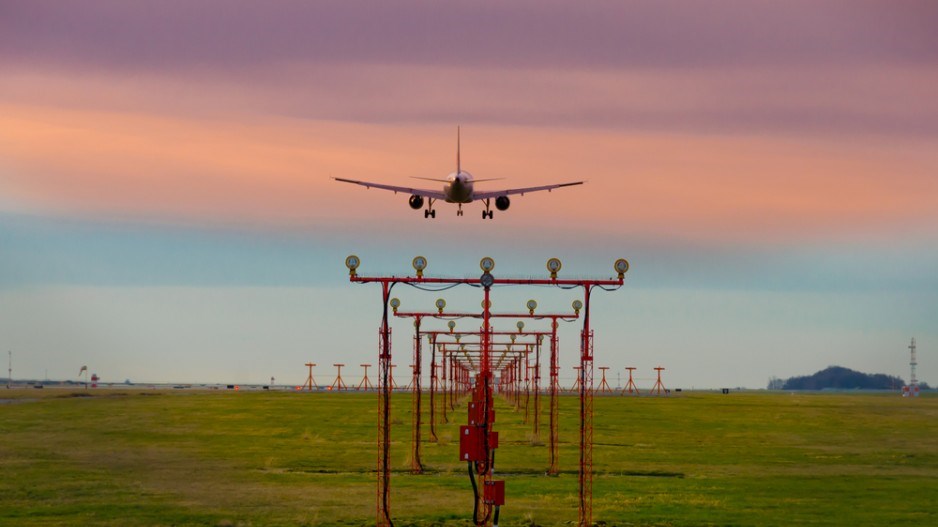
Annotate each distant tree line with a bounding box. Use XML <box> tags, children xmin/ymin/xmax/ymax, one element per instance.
<box><xmin>768</xmin><ymin>366</ymin><xmax>906</xmax><ymax>390</ymax></box>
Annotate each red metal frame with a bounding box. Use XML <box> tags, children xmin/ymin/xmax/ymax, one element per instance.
<box><xmin>597</xmin><ymin>367</ymin><xmax>612</xmax><ymax>394</ymax></box>
<box><xmin>303</xmin><ymin>362</ymin><xmax>317</xmax><ymax>391</ymax></box>
<box><xmin>650</xmin><ymin>366</ymin><xmax>667</xmax><ymax>396</ymax></box>
<box><xmin>358</xmin><ymin>364</ymin><xmax>374</xmax><ymax>391</ymax></box>
<box><xmin>331</xmin><ymin>363</ymin><xmax>348</xmax><ymax>391</ymax></box>
<box><xmin>622</xmin><ymin>367</ymin><xmax>640</xmax><ymax>395</ymax></box>
<box><xmin>349</xmin><ymin>262</ymin><xmax>623</xmax><ymax>527</ymax></box>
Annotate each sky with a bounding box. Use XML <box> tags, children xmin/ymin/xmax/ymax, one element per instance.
<box><xmin>1</xmin><ymin>0</ymin><xmax>936</xmax><ymax>389</ymax></box>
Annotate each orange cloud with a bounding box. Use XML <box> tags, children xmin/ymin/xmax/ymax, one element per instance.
<box><xmin>2</xmin><ymin>68</ymin><xmax>936</xmax><ymax>244</ymax></box>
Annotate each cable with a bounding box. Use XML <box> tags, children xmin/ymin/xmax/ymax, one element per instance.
<box><xmin>468</xmin><ymin>461</ymin><xmax>480</xmax><ymax>525</ymax></box>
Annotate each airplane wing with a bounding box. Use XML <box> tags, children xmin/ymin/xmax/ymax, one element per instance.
<box><xmin>473</xmin><ymin>181</ymin><xmax>584</xmax><ymax>200</ymax></box>
<box><xmin>333</xmin><ymin>177</ymin><xmax>447</xmax><ymax>200</ymax></box>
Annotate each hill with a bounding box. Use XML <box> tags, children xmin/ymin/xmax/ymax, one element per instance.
<box><xmin>779</xmin><ymin>366</ymin><xmax>903</xmax><ymax>390</ymax></box>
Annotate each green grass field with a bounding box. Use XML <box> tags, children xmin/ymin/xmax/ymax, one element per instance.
<box><xmin>2</xmin><ymin>388</ymin><xmax>935</xmax><ymax>526</ymax></box>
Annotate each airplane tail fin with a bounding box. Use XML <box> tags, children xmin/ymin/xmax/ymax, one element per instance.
<box><xmin>456</xmin><ymin>126</ymin><xmax>461</xmax><ymax>174</ymax></box>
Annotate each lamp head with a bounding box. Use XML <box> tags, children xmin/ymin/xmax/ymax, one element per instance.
<box><xmin>546</xmin><ymin>257</ymin><xmax>562</xmax><ymax>279</ymax></box>
<box><xmin>345</xmin><ymin>255</ymin><xmax>360</xmax><ymax>277</ymax></box>
<box><xmin>412</xmin><ymin>255</ymin><xmax>427</xmax><ymax>278</ymax></box>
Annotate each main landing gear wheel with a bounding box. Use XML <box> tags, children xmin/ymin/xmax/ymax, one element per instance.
<box><xmin>482</xmin><ymin>210</ymin><xmax>493</xmax><ymax>219</ymax></box>
<box><xmin>457</xmin><ymin>205</ymin><xmax>464</xmax><ymax>216</ymax></box>
<box><xmin>424</xmin><ymin>209</ymin><xmax>436</xmax><ymax>218</ymax></box>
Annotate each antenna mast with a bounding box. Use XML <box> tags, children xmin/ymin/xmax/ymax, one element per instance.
<box><xmin>909</xmin><ymin>338</ymin><xmax>918</xmax><ymax>387</ymax></box>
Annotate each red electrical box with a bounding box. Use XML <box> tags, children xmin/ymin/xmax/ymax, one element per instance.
<box><xmin>459</xmin><ymin>426</ymin><xmax>485</xmax><ymax>462</ymax></box>
<box><xmin>468</xmin><ymin>402</ymin><xmax>495</xmax><ymax>426</ymax></box>
<box><xmin>484</xmin><ymin>480</ymin><xmax>505</xmax><ymax>506</ymax></box>
<box><xmin>459</xmin><ymin>427</ymin><xmax>500</xmax><ymax>461</ymax></box>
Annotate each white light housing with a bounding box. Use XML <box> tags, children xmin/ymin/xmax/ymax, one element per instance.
<box><xmin>547</xmin><ymin>257</ymin><xmax>562</xmax><ymax>279</ymax></box>
<box><xmin>480</xmin><ymin>257</ymin><xmax>495</xmax><ymax>272</ymax></box>
<box><xmin>345</xmin><ymin>255</ymin><xmax>360</xmax><ymax>276</ymax></box>
<box><xmin>412</xmin><ymin>256</ymin><xmax>427</xmax><ymax>277</ymax></box>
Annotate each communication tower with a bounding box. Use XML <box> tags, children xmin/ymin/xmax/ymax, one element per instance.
<box><xmin>903</xmin><ymin>338</ymin><xmax>920</xmax><ymax>397</ymax></box>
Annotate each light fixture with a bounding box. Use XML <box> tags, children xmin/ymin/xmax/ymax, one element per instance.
<box><xmin>614</xmin><ymin>258</ymin><xmax>629</xmax><ymax>279</ymax></box>
<box><xmin>412</xmin><ymin>256</ymin><xmax>427</xmax><ymax>278</ymax></box>
<box><xmin>345</xmin><ymin>255</ymin><xmax>360</xmax><ymax>276</ymax></box>
<box><xmin>480</xmin><ymin>257</ymin><xmax>495</xmax><ymax>272</ymax></box>
<box><xmin>546</xmin><ymin>257</ymin><xmax>562</xmax><ymax>279</ymax></box>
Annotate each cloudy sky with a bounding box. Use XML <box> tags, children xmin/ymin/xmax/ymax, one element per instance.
<box><xmin>2</xmin><ymin>1</ymin><xmax>936</xmax><ymax>389</ymax></box>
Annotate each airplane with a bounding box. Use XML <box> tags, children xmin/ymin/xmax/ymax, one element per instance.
<box><xmin>333</xmin><ymin>128</ymin><xmax>584</xmax><ymax>219</ymax></box>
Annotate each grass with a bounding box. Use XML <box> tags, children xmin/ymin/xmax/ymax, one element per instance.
<box><xmin>1</xmin><ymin>388</ymin><xmax>936</xmax><ymax>526</ymax></box>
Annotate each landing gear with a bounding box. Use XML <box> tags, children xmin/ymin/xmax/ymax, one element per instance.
<box><xmin>482</xmin><ymin>199</ymin><xmax>494</xmax><ymax>219</ymax></box>
<box><xmin>424</xmin><ymin>198</ymin><xmax>437</xmax><ymax>219</ymax></box>
<box><xmin>457</xmin><ymin>204</ymin><xmax>464</xmax><ymax>217</ymax></box>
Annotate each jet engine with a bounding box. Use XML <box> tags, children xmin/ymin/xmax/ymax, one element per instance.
<box><xmin>495</xmin><ymin>196</ymin><xmax>510</xmax><ymax>211</ymax></box>
<box><xmin>409</xmin><ymin>195</ymin><xmax>424</xmax><ymax>210</ymax></box>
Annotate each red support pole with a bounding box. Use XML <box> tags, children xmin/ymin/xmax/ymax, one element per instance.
<box><xmin>411</xmin><ymin>322</ymin><xmax>424</xmax><ymax>474</ymax></box>
<box><xmin>358</xmin><ymin>364</ymin><xmax>374</xmax><ymax>391</ymax></box>
<box><xmin>523</xmin><ymin>348</ymin><xmax>531</xmax><ymax>425</ymax></box>
<box><xmin>430</xmin><ymin>334</ymin><xmax>438</xmax><ymax>442</ymax></box>
<box><xmin>441</xmin><ymin>346</ymin><xmax>448</xmax><ymax>423</ymax></box>
<box><xmin>376</xmin><ymin>281</ymin><xmax>393</xmax><ymax>527</ymax></box>
<box><xmin>548</xmin><ymin>321</ymin><xmax>560</xmax><ymax>476</ymax></box>
<box><xmin>578</xmin><ymin>285</ymin><xmax>594</xmax><ymax>527</ymax></box>
<box><xmin>303</xmin><ymin>362</ymin><xmax>317</xmax><ymax>391</ymax></box>
<box><xmin>598</xmin><ymin>367</ymin><xmax>612</xmax><ymax>394</ymax></box>
<box><xmin>331</xmin><ymin>364</ymin><xmax>347</xmax><ymax>391</ymax></box>
<box><xmin>533</xmin><ymin>338</ymin><xmax>541</xmax><ymax>442</ymax></box>
<box><xmin>622</xmin><ymin>367</ymin><xmax>640</xmax><ymax>395</ymax></box>
<box><xmin>650</xmin><ymin>367</ymin><xmax>667</xmax><ymax>396</ymax></box>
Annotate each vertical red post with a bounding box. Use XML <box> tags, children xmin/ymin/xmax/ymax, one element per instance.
<box><xmin>548</xmin><ymin>320</ymin><xmax>560</xmax><ymax>476</ymax></box>
<box><xmin>430</xmin><ymin>334</ymin><xmax>438</xmax><ymax>442</ymax></box>
<box><xmin>650</xmin><ymin>367</ymin><xmax>667</xmax><ymax>396</ymax></box>
<box><xmin>623</xmin><ymin>367</ymin><xmax>639</xmax><ymax>395</ymax></box>
<box><xmin>303</xmin><ymin>362</ymin><xmax>317</xmax><ymax>391</ymax></box>
<box><xmin>533</xmin><ymin>337</ymin><xmax>541</xmax><ymax>442</ymax></box>
<box><xmin>578</xmin><ymin>286</ymin><xmax>594</xmax><ymax>527</ymax></box>
<box><xmin>411</xmin><ymin>321</ymin><xmax>424</xmax><ymax>473</ymax></box>
<box><xmin>376</xmin><ymin>283</ymin><xmax>393</xmax><ymax>527</ymax></box>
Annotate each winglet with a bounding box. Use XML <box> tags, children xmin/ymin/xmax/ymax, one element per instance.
<box><xmin>456</xmin><ymin>126</ymin><xmax>461</xmax><ymax>174</ymax></box>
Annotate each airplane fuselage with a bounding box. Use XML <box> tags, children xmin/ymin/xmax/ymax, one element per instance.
<box><xmin>444</xmin><ymin>171</ymin><xmax>474</xmax><ymax>203</ymax></box>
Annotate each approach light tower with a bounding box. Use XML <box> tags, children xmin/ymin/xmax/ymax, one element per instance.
<box><xmin>7</xmin><ymin>350</ymin><xmax>11</xmax><ymax>389</ymax></box>
<box><xmin>904</xmin><ymin>338</ymin><xmax>920</xmax><ymax>397</ymax></box>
